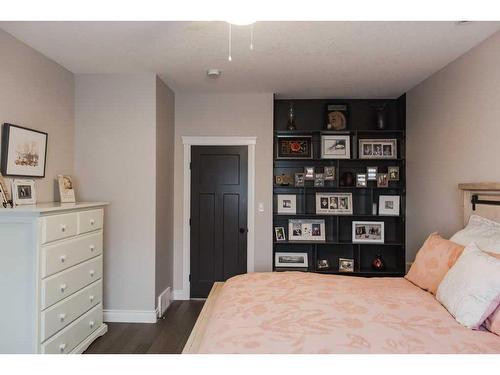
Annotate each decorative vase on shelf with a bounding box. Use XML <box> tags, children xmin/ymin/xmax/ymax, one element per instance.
<box><xmin>287</xmin><ymin>102</ymin><xmax>296</xmax><ymax>130</ymax></box>
<box><xmin>373</xmin><ymin>104</ymin><xmax>387</xmax><ymax>130</ymax></box>
<box><xmin>372</xmin><ymin>254</ymin><xmax>385</xmax><ymax>271</ymax></box>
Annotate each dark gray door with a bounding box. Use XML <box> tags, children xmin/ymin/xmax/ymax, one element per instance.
<box><xmin>190</xmin><ymin>146</ymin><xmax>248</xmax><ymax>298</ymax></box>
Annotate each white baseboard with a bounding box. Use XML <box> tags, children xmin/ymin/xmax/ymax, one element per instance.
<box><xmin>103</xmin><ymin>309</ymin><xmax>157</xmax><ymax>323</ymax></box>
<box><xmin>173</xmin><ymin>289</ymin><xmax>189</xmax><ymax>300</ymax></box>
<box><xmin>157</xmin><ymin>287</ymin><xmax>172</xmax><ymax>317</ymax></box>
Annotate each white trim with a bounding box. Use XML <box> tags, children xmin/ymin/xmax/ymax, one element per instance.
<box><xmin>181</xmin><ymin>136</ymin><xmax>257</xmax><ymax>299</ymax></box>
<box><xmin>157</xmin><ymin>287</ymin><xmax>172</xmax><ymax>317</ymax></box>
<box><xmin>103</xmin><ymin>309</ymin><xmax>157</xmax><ymax>323</ymax></box>
<box><xmin>173</xmin><ymin>289</ymin><xmax>189</xmax><ymax>301</ymax></box>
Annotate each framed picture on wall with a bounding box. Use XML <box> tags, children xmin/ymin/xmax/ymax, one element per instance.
<box><xmin>378</xmin><ymin>195</ymin><xmax>400</xmax><ymax>216</ymax></box>
<box><xmin>316</xmin><ymin>192</ymin><xmax>353</xmax><ymax>215</ymax></box>
<box><xmin>352</xmin><ymin>221</ymin><xmax>385</xmax><ymax>244</ymax></box>
<box><xmin>321</xmin><ymin>135</ymin><xmax>351</xmax><ymax>159</ymax></box>
<box><xmin>276</xmin><ymin>135</ymin><xmax>313</xmax><ymax>159</ymax></box>
<box><xmin>1</xmin><ymin>123</ymin><xmax>48</xmax><ymax>177</ymax></box>
<box><xmin>277</xmin><ymin>194</ymin><xmax>297</xmax><ymax>214</ymax></box>
<box><xmin>359</xmin><ymin>139</ymin><xmax>397</xmax><ymax>160</ymax></box>
<box><xmin>288</xmin><ymin>219</ymin><xmax>326</xmax><ymax>241</ymax></box>
<box><xmin>275</xmin><ymin>252</ymin><xmax>308</xmax><ymax>268</ymax></box>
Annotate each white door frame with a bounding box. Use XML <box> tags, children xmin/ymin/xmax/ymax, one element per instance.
<box><xmin>180</xmin><ymin>136</ymin><xmax>256</xmax><ymax>300</ymax></box>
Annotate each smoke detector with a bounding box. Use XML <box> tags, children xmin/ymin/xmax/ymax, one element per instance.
<box><xmin>207</xmin><ymin>69</ymin><xmax>222</xmax><ymax>78</ymax></box>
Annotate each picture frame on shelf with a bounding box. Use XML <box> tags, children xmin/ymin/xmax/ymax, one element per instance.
<box><xmin>316</xmin><ymin>192</ymin><xmax>353</xmax><ymax>215</ymax></box>
<box><xmin>352</xmin><ymin>221</ymin><xmax>385</xmax><ymax>244</ymax></box>
<box><xmin>1</xmin><ymin>123</ymin><xmax>48</xmax><ymax>177</ymax></box>
<box><xmin>275</xmin><ymin>252</ymin><xmax>308</xmax><ymax>268</ymax></box>
<box><xmin>274</xmin><ymin>227</ymin><xmax>286</xmax><ymax>241</ymax></box>
<box><xmin>275</xmin><ymin>173</ymin><xmax>293</xmax><ymax>186</ymax></box>
<box><xmin>356</xmin><ymin>173</ymin><xmax>367</xmax><ymax>188</ymax></box>
<box><xmin>321</xmin><ymin>135</ymin><xmax>351</xmax><ymax>159</ymax></box>
<box><xmin>11</xmin><ymin>178</ymin><xmax>37</xmax><ymax>206</ymax></box>
<box><xmin>324</xmin><ymin>166</ymin><xmax>335</xmax><ymax>180</ymax></box>
<box><xmin>294</xmin><ymin>173</ymin><xmax>305</xmax><ymax>187</ymax></box>
<box><xmin>377</xmin><ymin>173</ymin><xmax>389</xmax><ymax>188</ymax></box>
<box><xmin>314</xmin><ymin>173</ymin><xmax>325</xmax><ymax>187</ymax></box>
<box><xmin>359</xmin><ymin>139</ymin><xmax>397</xmax><ymax>159</ymax></box>
<box><xmin>388</xmin><ymin>166</ymin><xmax>400</xmax><ymax>181</ymax></box>
<box><xmin>325</xmin><ymin>103</ymin><xmax>348</xmax><ymax>130</ymax></box>
<box><xmin>339</xmin><ymin>258</ymin><xmax>354</xmax><ymax>272</ymax></box>
<box><xmin>378</xmin><ymin>195</ymin><xmax>400</xmax><ymax>216</ymax></box>
<box><xmin>317</xmin><ymin>259</ymin><xmax>330</xmax><ymax>270</ymax></box>
<box><xmin>277</xmin><ymin>194</ymin><xmax>297</xmax><ymax>214</ymax></box>
<box><xmin>0</xmin><ymin>173</ymin><xmax>10</xmax><ymax>207</ymax></box>
<box><xmin>367</xmin><ymin>166</ymin><xmax>378</xmax><ymax>180</ymax></box>
<box><xmin>288</xmin><ymin>219</ymin><xmax>326</xmax><ymax>241</ymax></box>
<box><xmin>304</xmin><ymin>166</ymin><xmax>315</xmax><ymax>180</ymax></box>
<box><xmin>57</xmin><ymin>175</ymin><xmax>76</xmax><ymax>203</ymax></box>
<box><xmin>276</xmin><ymin>135</ymin><xmax>313</xmax><ymax>159</ymax></box>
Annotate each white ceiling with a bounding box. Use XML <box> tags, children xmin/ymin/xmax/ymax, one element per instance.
<box><xmin>1</xmin><ymin>21</ymin><xmax>499</xmax><ymax>98</ymax></box>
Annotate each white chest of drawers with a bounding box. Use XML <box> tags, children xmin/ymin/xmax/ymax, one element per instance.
<box><xmin>0</xmin><ymin>202</ymin><xmax>108</xmax><ymax>353</ymax></box>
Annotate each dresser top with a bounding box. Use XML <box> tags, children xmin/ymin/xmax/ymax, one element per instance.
<box><xmin>0</xmin><ymin>202</ymin><xmax>108</xmax><ymax>217</ymax></box>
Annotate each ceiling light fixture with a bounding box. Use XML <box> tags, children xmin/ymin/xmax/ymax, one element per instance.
<box><xmin>226</xmin><ymin>21</ymin><xmax>256</xmax><ymax>62</ymax></box>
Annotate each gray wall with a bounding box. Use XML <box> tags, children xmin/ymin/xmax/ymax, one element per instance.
<box><xmin>406</xmin><ymin>31</ymin><xmax>500</xmax><ymax>260</ymax></box>
<box><xmin>155</xmin><ymin>77</ymin><xmax>175</xmax><ymax>302</ymax></box>
<box><xmin>173</xmin><ymin>93</ymin><xmax>274</xmax><ymax>293</ymax></box>
<box><xmin>75</xmin><ymin>74</ymin><xmax>157</xmax><ymax>312</ymax></box>
<box><xmin>0</xmin><ymin>29</ymin><xmax>74</xmax><ymax>201</ymax></box>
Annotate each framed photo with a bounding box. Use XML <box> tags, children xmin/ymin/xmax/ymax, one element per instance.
<box><xmin>339</xmin><ymin>258</ymin><xmax>354</xmax><ymax>272</ymax></box>
<box><xmin>277</xmin><ymin>194</ymin><xmax>296</xmax><ymax>214</ymax></box>
<box><xmin>352</xmin><ymin>221</ymin><xmax>385</xmax><ymax>244</ymax></box>
<box><xmin>316</xmin><ymin>193</ymin><xmax>353</xmax><ymax>215</ymax></box>
<box><xmin>325</xmin><ymin>104</ymin><xmax>348</xmax><ymax>130</ymax></box>
<box><xmin>0</xmin><ymin>174</ymin><xmax>10</xmax><ymax>206</ymax></box>
<box><xmin>276</xmin><ymin>135</ymin><xmax>313</xmax><ymax>159</ymax></box>
<box><xmin>304</xmin><ymin>166</ymin><xmax>315</xmax><ymax>180</ymax></box>
<box><xmin>388</xmin><ymin>166</ymin><xmax>400</xmax><ymax>181</ymax></box>
<box><xmin>314</xmin><ymin>173</ymin><xmax>325</xmax><ymax>187</ymax></box>
<box><xmin>356</xmin><ymin>173</ymin><xmax>367</xmax><ymax>188</ymax></box>
<box><xmin>57</xmin><ymin>175</ymin><xmax>76</xmax><ymax>203</ymax></box>
<box><xmin>275</xmin><ymin>252</ymin><xmax>308</xmax><ymax>268</ymax></box>
<box><xmin>367</xmin><ymin>166</ymin><xmax>378</xmax><ymax>181</ymax></box>
<box><xmin>274</xmin><ymin>227</ymin><xmax>286</xmax><ymax>241</ymax></box>
<box><xmin>275</xmin><ymin>174</ymin><xmax>293</xmax><ymax>186</ymax></box>
<box><xmin>359</xmin><ymin>139</ymin><xmax>397</xmax><ymax>159</ymax></box>
<box><xmin>288</xmin><ymin>219</ymin><xmax>326</xmax><ymax>241</ymax></box>
<box><xmin>317</xmin><ymin>259</ymin><xmax>330</xmax><ymax>270</ymax></box>
<box><xmin>294</xmin><ymin>173</ymin><xmax>305</xmax><ymax>187</ymax></box>
<box><xmin>379</xmin><ymin>195</ymin><xmax>400</xmax><ymax>216</ymax></box>
<box><xmin>1</xmin><ymin>123</ymin><xmax>48</xmax><ymax>177</ymax></box>
<box><xmin>324</xmin><ymin>166</ymin><xmax>335</xmax><ymax>180</ymax></box>
<box><xmin>12</xmin><ymin>179</ymin><xmax>37</xmax><ymax>206</ymax></box>
<box><xmin>377</xmin><ymin>173</ymin><xmax>389</xmax><ymax>188</ymax></box>
<box><xmin>321</xmin><ymin>135</ymin><xmax>351</xmax><ymax>159</ymax></box>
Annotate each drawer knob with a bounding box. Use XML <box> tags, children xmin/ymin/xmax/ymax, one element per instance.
<box><xmin>90</xmin><ymin>219</ymin><xmax>95</xmax><ymax>226</ymax></box>
<box><xmin>89</xmin><ymin>320</ymin><xmax>95</xmax><ymax>329</ymax></box>
<box><xmin>89</xmin><ymin>295</ymin><xmax>95</xmax><ymax>303</ymax></box>
<box><xmin>89</xmin><ymin>245</ymin><xmax>95</xmax><ymax>252</ymax></box>
<box><xmin>60</xmin><ymin>284</ymin><xmax>67</xmax><ymax>293</ymax></box>
<box><xmin>59</xmin><ymin>343</ymin><xmax>66</xmax><ymax>353</ymax></box>
<box><xmin>60</xmin><ymin>224</ymin><xmax>67</xmax><ymax>232</ymax></box>
<box><xmin>60</xmin><ymin>255</ymin><xmax>66</xmax><ymax>263</ymax></box>
<box><xmin>59</xmin><ymin>313</ymin><xmax>66</xmax><ymax>322</ymax></box>
<box><xmin>89</xmin><ymin>270</ymin><xmax>95</xmax><ymax>277</ymax></box>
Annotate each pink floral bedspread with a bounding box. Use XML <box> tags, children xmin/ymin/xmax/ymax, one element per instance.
<box><xmin>197</xmin><ymin>272</ymin><xmax>500</xmax><ymax>353</ymax></box>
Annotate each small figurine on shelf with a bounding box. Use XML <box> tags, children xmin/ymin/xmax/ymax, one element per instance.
<box><xmin>372</xmin><ymin>254</ymin><xmax>385</xmax><ymax>271</ymax></box>
<box><xmin>287</xmin><ymin>102</ymin><xmax>296</xmax><ymax>130</ymax></box>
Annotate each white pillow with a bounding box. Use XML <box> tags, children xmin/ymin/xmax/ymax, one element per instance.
<box><xmin>450</xmin><ymin>215</ymin><xmax>500</xmax><ymax>254</ymax></box>
<box><xmin>436</xmin><ymin>242</ymin><xmax>500</xmax><ymax>329</ymax></box>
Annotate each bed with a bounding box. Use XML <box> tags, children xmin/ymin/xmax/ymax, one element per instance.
<box><xmin>183</xmin><ymin>183</ymin><xmax>500</xmax><ymax>354</ymax></box>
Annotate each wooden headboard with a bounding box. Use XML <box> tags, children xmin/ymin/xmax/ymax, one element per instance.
<box><xmin>459</xmin><ymin>182</ymin><xmax>500</xmax><ymax>226</ymax></box>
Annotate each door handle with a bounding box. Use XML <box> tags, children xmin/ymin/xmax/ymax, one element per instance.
<box><xmin>239</xmin><ymin>228</ymin><xmax>248</xmax><ymax>234</ymax></box>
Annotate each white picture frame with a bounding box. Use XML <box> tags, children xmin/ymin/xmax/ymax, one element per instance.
<box><xmin>359</xmin><ymin>139</ymin><xmax>397</xmax><ymax>159</ymax></box>
<box><xmin>316</xmin><ymin>192</ymin><xmax>353</xmax><ymax>215</ymax></box>
<box><xmin>378</xmin><ymin>195</ymin><xmax>400</xmax><ymax>216</ymax></box>
<box><xmin>339</xmin><ymin>258</ymin><xmax>354</xmax><ymax>272</ymax></box>
<box><xmin>352</xmin><ymin>221</ymin><xmax>385</xmax><ymax>244</ymax></box>
<box><xmin>321</xmin><ymin>135</ymin><xmax>351</xmax><ymax>159</ymax></box>
<box><xmin>12</xmin><ymin>179</ymin><xmax>37</xmax><ymax>206</ymax></box>
<box><xmin>57</xmin><ymin>174</ymin><xmax>76</xmax><ymax>203</ymax></box>
<box><xmin>275</xmin><ymin>252</ymin><xmax>308</xmax><ymax>268</ymax></box>
<box><xmin>277</xmin><ymin>194</ymin><xmax>297</xmax><ymax>214</ymax></box>
<box><xmin>274</xmin><ymin>227</ymin><xmax>286</xmax><ymax>241</ymax></box>
<box><xmin>288</xmin><ymin>219</ymin><xmax>326</xmax><ymax>242</ymax></box>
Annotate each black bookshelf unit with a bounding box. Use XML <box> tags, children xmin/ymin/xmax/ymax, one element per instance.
<box><xmin>273</xmin><ymin>97</ymin><xmax>406</xmax><ymax>277</ymax></box>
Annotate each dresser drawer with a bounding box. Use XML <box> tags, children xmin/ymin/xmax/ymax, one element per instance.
<box><xmin>41</xmin><ymin>256</ymin><xmax>102</xmax><ymax>309</ymax></box>
<box><xmin>41</xmin><ymin>231</ymin><xmax>103</xmax><ymax>278</ymax></box>
<box><xmin>42</xmin><ymin>213</ymin><xmax>78</xmax><ymax>244</ymax></box>
<box><xmin>41</xmin><ymin>304</ymin><xmax>102</xmax><ymax>354</ymax></box>
<box><xmin>40</xmin><ymin>280</ymin><xmax>102</xmax><ymax>342</ymax></box>
<box><xmin>78</xmin><ymin>209</ymin><xmax>103</xmax><ymax>234</ymax></box>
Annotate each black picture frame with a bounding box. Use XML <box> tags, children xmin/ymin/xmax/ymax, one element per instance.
<box><xmin>325</xmin><ymin>103</ymin><xmax>349</xmax><ymax>130</ymax></box>
<box><xmin>1</xmin><ymin>123</ymin><xmax>48</xmax><ymax>177</ymax></box>
<box><xmin>275</xmin><ymin>135</ymin><xmax>313</xmax><ymax>159</ymax></box>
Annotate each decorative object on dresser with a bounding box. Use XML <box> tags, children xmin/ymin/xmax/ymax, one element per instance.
<box><xmin>325</xmin><ymin>104</ymin><xmax>348</xmax><ymax>130</ymax></box>
<box><xmin>1</xmin><ymin>123</ymin><xmax>48</xmax><ymax>177</ymax></box>
<box><xmin>339</xmin><ymin>258</ymin><xmax>354</xmax><ymax>272</ymax></box>
<box><xmin>356</xmin><ymin>173</ymin><xmax>367</xmax><ymax>187</ymax></box>
<box><xmin>12</xmin><ymin>178</ymin><xmax>37</xmax><ymax>205</ymax></box>
<box><xmin>276</xmin><ymin>194</ymin><xmax>296</xmax><ymax>214</ymax></box>
<box><xmin>323</xmin><ymin>166</ymin><xmax>335</xmax><ymax>180</ymax></box>
<box><xmin>57</xmin><ymin>175</ymin><xmax>76</xmax><ymax>203</ymax></box>
<box><xmin>321</xmin><ymin>135</ymin><xmax>350</xmax><ymax>159</ymax></box>
<box><xmin>288</xmin><ymin>219</ymin><xmax>325</xmax><ymax>241</ymax></box>
<box><xmin>316</xmin><ymin>192</ymin><xmax>353</xmax><ymax>215</ymax></box>
<box><xmin>377</xmin><ymin>173</ymin><xmax>389</xmax><ymax>188</ymax></box>
<box><xmin>274</xmin><ymin>227</ymin><xmax>286</xmax><ymax>241</ymax></box>
<box><xmin>314</xmin><ymin>173</ymin><xmax>325</xmax><ymax>187</ymax></box>
<box><xmin>378</xmin><ymin>195</ymin><xmax>400</xmax><ymax>216</ymax></box>
<box><xmin>0</xmin><ymin>202</ymin><xmax>108</xmax><ymax>353</ymax></box>
<box><xmin>294</xmin><ymin>173</ymin><xmax>305</xmax><ymax>187</ymax></box>
<box><xmin>352</xmin><ymin>221</ymin><xmax>385</xmax><ymax>243</ymax></box>
<box><xmin>275</xmin><ymin>252</ymin><xmax>308</xmax><ymax>268</ymax></box>
<box><xmin>276</xmin><ymin>135</ymin><xmax>313</xmax><ymax>159</ymax></box>
<box><xmin>388</xmin><ymin>166</ymin><xmax>400</xmax><ymax>181</ymax></box>
<box><xmin>359</xmin><ymin>139</ymin><xmax>397</xmax><ymax>159</ymax></box>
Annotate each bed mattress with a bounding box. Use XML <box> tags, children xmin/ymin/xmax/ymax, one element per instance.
<box><xmin>196</xmin><ymin>272</ymin><xmax>500</xmax><ymax>353</ymax></box>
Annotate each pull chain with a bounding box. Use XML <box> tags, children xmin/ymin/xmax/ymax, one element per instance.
<box><xmin>228</xmin><ymin>23</ymin><xmax>232</xmax><ymax>61</ymax></box>
<box><xmin>250</xmin><ymin>24</ymin><xmax>254</xmax><ymax>50</ymax></box>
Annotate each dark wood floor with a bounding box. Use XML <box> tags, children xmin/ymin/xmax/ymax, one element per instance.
<box><xmin>84</xmin><ymin>300</ymin><xmax>205</xmax><ymax>354</ymax></box>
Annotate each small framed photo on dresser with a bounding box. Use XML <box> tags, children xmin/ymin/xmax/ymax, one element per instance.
<box><xmin>12</xmin><ymin>179</ymin><xmax>37</xmax><ymax>206</ymax></box>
